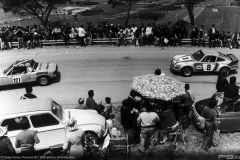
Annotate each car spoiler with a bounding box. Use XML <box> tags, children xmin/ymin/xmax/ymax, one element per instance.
<box><xmin>227</xmin><ymin>54</ymin><xmax>238</xmax><ymax>62</ymax></box>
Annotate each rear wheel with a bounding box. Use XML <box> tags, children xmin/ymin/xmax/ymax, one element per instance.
<box><xmin>37</xmin><ymin>76</ymin><xmax>50</xmax><ymax>86</ymax></box>
<box><xmin>219</xmin><ymin>67</ymin><xmax>230</xmax><ymax>76</ymax></box>
<box><xmin>181</xmin><ymin>67</ymin><xmax>193</xmax><ymax>77</ymax></box>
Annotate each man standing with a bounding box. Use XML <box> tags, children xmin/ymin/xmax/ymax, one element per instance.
<box><xmin>137</xmin><ymin>105</ymin><xmax>159</xmax><ymax>154</ymax></box>
<box><xmin>86</xmin><ymin>90</ymin><xmax>98</xmax><ymax>109</ymax></box>
<box><xmin>15</xmin><ymin>27</ymin><xmax>24</xmax><ymax>49</ymax></box>
<box><xmin>78</xmin><ymin>24</ymin><xmax>86</xmax><ymax>47</ymax></box>
<box><xmin>15</xmin><ymin>118</ymin><xmax>40</xmax><ymax>156</ymax></box>
<box><xmin>198</xmin><ymin>25</ymin><xmax>206</xmax><ymax>47</ymax></box>
<box><xmin>216</xmin><ymin>72</ymin><xmax>228</xmax><ymax>92</ymax></box>
<box><xmin>121</xmin><ymin>99</ymin><xmax>134</xmax><ymax>144</ymax></box>
<box><xmin>21</xmin><ymin>86</ymin><xmax>37</xmax><ymax>100</ymax></box>
<box><xmin>201</xmin><ymin>98</ymin><xmax>219</xmax><ymax>152</ymax></box>
<box><xmin>208</xmin><ymin>24</ymin><xmax>217</xmax><ymax>48</ymax></box>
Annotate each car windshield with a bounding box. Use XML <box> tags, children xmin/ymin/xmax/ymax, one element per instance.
<box><xmin>192</xmin><ymin>50</ymin><xmax>205</xmax><ymax>61</ymax></box>
<box><xmin>4</xmin><ymin>63</ymin><xmax>14</xmax><ymax>74</ymax></box>
<box><xmin>30</xmin><ymin>60</ymin><xmax>39</xmax><ymax>70</ymax></box>
<box><xmin>52</xmin><ymin>101</ymin><xmax>66</xmax><ymax>122</ymax></box>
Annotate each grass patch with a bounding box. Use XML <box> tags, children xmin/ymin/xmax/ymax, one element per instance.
<box><xmin>109</xmin><ymin>104</ymin><xmax>240</xmax><ymax>160</ymax></box>
<box><xmin>81</xmin><ymin>8</ymin><xmax>104</xmax><ymax>16</ymax></box>
<box><xmin>133</xmin><ymin>12</ymin><xmax>164</xmax><ymax>21</ymax></box>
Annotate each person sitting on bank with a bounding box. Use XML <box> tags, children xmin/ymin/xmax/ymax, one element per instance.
<box><xmin>224</xmin><ymin>76</ymin><xmax>239</xmax><ymax>101</ymax></box>
<box><xmin>75</xmin><ymin>98</ymin><xmax>86</xmax><ymax>109</ymax></box>
<box><xmin>86</xmin><ymin>90</ymin><xmax>98</xmax><ymax>109</ymax></box>
<box><xmin>158</xmin><ymin>101</ymin><xmax>179</xmax><ymax>144</ymax></box>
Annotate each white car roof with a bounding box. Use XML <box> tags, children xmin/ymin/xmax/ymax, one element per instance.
<box><xmin>0</xmin><ymin>97</ymin><xmax>53</xmax><ymax>116</ymax></box>
<box><xmin>201</xmin><ymin>49</ymin><xmax>219</xmax><ymax>56</ymax></box>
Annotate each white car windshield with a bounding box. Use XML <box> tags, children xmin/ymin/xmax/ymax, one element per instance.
<box><xmin>52</xmin><ymin>101</ymin><xmax>65</xmax><ymax>121</ymax></box>
<box><xmin>192</xmin><ymin>50</ymin><xmax>205</xmax><ymax>61</ymax></box>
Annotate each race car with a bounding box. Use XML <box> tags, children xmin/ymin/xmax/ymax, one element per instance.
<box><xmin>0</xmin><ymin>59</ymin><xmax>58</xmax><ymax>86</ymax></box>
<box><xmin>170</xmin><ymin>49</ymin><xmax>239</xmax><ymax>77</ymax></box>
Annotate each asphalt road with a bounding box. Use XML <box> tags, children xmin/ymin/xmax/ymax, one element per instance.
<box><xmin>0</xmin><ymin>46</ymin><xmax>239</xmax><ymax>107</ymax></box>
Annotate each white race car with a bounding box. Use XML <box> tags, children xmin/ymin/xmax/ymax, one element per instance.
<box><xmin>0</xmin><ymin>59</ymin><xmax>58</xmax><ymax>86</ymax></box>
<box><xmin>170</xmin><ymin>49</ymin><xmax>239</xmax><ymax>77</ymax></box>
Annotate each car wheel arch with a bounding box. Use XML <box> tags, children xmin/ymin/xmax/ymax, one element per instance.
<box><xmin>37</xmin><ymin>75</ymin><xmax>50</xmax><ymax>86</ymax></box>
<box><xmin>219</xmin><ymin>67</ymin><xmax>230</xmax><ymax>75</ymax></box>
<box><xmin>84</xmin><ymin>131</ymin><xmax>99</xmax><ymax>144</ymax></box>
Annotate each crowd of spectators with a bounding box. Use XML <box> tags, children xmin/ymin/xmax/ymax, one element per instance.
<box><xmin>0</xmin><ymin>21</ymin><xmax>240</xmax><ymax>49</ymax></box>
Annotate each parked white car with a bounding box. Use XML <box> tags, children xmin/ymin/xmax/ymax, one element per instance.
<box><xmin>0</xmin><ymin>97</ymin><xmax>106</xmax><ymax>154</ymax></box>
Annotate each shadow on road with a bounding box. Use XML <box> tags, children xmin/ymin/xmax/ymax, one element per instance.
<box><xmin>0</xmin><ymin>72</ymin><xmax>61</xmax><ymax>91</ymax></box>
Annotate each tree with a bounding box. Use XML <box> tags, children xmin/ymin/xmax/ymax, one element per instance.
<box><xmin>0</xmin><ymin>0</ymin><xmax>67</xmax><ymax>26</ymax></box>
<box><xmin>109</xmin><ymin>0</ymin><xmax>140</xmax><ymax>26</ymax></box>
<box><xmin>183</xmin><ymin>0</ymin><xmax>194</xmax><ymax>25</ymax></box>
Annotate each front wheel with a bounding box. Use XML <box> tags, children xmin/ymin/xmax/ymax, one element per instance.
<box><xmin>219</xmin><ymin>67</ymin><xmax>230</xmax><ymax>76</ymax></box>
<box><xmin>84</xmin><ymin>132</ymin><xmax>99</xmax><ymax>145</ymax></box>
<box><xmin>181</xmin><ymin>67</ymin><xmax>193</xmax><ymax>77</ymax></box>
<box><xmin>37</xmin><ymin>76</ymin><xmax>50</xmax><ymax>86</ymax></box>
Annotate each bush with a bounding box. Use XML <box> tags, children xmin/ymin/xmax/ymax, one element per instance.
<box><xmin>81</xmin><ymin>8</ymin><xmax>103</xmax><ymax>16</ymax></box>
<box><xmin>134</xmin><ymin>12</ymin><xmax>164</xmax><ymax>21</ymax></box>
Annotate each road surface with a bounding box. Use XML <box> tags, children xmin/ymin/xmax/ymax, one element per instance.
<box><xmin>0</xmin><ymin>46</ymin><xmax>239</xmax><ymax>107</ymax></box>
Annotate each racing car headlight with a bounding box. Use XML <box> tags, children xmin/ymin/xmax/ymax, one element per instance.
<box><xmin>174</xmin><ymin>64</ymin><xmax>180</xmax><ymax>69</ymax></box>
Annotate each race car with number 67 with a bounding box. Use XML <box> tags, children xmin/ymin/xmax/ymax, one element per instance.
<box><xmin>0</xmin><ymin>59</ymin><xmax>58</xmax><ymax>87</ymax></box>
<box><xmin>170</xmin><ymin>49</ymin><xmax>239</xmax><ymax>77</ymax></box>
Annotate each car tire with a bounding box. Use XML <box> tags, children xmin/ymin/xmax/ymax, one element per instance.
<box><xmin>219</xmin><ymin>67</ymin><xmax>230</xmax><ymax>76</ymax></box>
<box><xmin>181</xmin><ymin>67</ymin><xmax>193</xmax><ymax>77</ymax></box>
<box><xmin>84</xmin><ymin>131</ymin><xmax>99</xmax><ymax>145</ymax></box>
<box><xmin>37</xmin><ymin>76</ymin><xmax>50</xmax><ymax>86</ymax></box>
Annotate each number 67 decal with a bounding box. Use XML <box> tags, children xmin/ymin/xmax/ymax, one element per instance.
<box><xmin>13</xmin><ymin>76</ymin><xmax>22</xmax><ymax>83</ymax></box>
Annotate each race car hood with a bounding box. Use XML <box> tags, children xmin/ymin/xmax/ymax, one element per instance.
<box><xmin>64</xmin><ymin>109</ymin><xmax>105</xmax><ymax>127</ymax></box>
<box><xmin>36</xmin><ymin>63</ymin><xmax>57</xmax><ymax>72</ymax></box>
<box><xmin>173</xmin><ymin>55</ymin><xmax>195</xmax><ymax>63</ymax></box>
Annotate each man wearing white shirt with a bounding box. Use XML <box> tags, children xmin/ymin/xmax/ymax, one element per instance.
<box><xmin>145</xmin><ymin>23</ymin><xmax>153</xmax><ymax>45</ymax></box>
<box><xmin>78</xmin><ymin>25</ymin><xmax>86</xmax><ymax>46</ymax></box>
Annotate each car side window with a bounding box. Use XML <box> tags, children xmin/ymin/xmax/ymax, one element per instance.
<box><xmin>217</xmin><ymin>57</ymin><xmax>225</xmax><ymax>62</ymax></box>
<box><xmin>234</xmin><ymin>103</ymin><xmax>240</xmax><ymax>112</ymax></box>
<box><xmin>204</xmin><ymin>56</ymin><xmax>216</xmax><ymax>62</ymax></box>
<box><xmin>225</xmin><ymin>104</ymin><xmax>234</xmax><ymax>112</ymax></box>
<box><xmin>1</xmin><ymin>117</ymin><xmax>30</xmax><ymax>131</ymax></box>
<box><xmin>12</xmin><ymin>66</ymin><xmax>26</xmax><ymax>75</ymax></box>
<box><xmin>30</xmin><ymin>113</ymin><xmax>59</xmax><ymax>128</ymax></box>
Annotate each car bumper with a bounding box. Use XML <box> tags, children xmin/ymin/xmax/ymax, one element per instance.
<box><xmin>170</xmin><ymin>64</ymin><xmax>181</xmax><ymax>72</ymax></box>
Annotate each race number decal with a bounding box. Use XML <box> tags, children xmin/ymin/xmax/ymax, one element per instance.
<box><xmin>194</xmin><ymin>63</ymin><xmax>203</xmax><ymax>72</ymax></box>
<box><xmin>13</xmin><ymin>76</ymin><xmax>22</xmax><ymax>83</ymax></box>
<box><xmin>207</xmin><ymin>64</ymin><xmax>211</xmax><ymax>70</ymax></box>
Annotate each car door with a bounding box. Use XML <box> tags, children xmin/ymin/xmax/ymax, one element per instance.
<box><xmin>201</xmin><ymin>55</ymin><xmax>217</xmax><ymax>72</ymax></box>
<box><xmin>29</xmin><ymin>113</ymin><xmax>66</xmax><ymax>150</ymax></box>
<box><xmin>218</xmin><ymin>103</ymin><xmax>236</xmax><ymax>131</ymax></box>
<box><xmin>2</xmin><ymin>66</ymin><xmax>27</xmax><ymax>85</ymax></box>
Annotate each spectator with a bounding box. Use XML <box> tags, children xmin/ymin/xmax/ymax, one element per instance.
<box><xmin>201</xmin><ymin>98</ymin><xmax>218</xmax><ymax>152</ymax></box>
<box><xmin>0</xmin><ymin>126</ymin><xmax>16</xmax><ymax>156</ymax></box>
<box><xmin>75</xmin><ymin>98</ymin><xmax>86</xmax><ymax>109</ymax></box>
<box><xmin>77</xmin><ymin>24</ymin><xmax>86</xmax><ymax>47</ymax></box>
<box><xmin>21</xmin><ymin>86</ymin><xmax>37</xmax><ymax>100</ymax></box>
<box><xmin>232</xmin><ymin>32</ymin><xmax>239</xmax><ymax>49</ymax></box>
<box><xmin>191</xmin><ymin>25</ymin><xmax>198</xmax><ymax>46</ymax></box>
<box><xmin>137</xmin><ymin>105</ymin><xmax>160</xmax><ymax>154</ymax></box>
<box><xmin>86</xmin><ymin>90</ymin><xmax>98</xmax><ymax>109</ymax></box>
<box><xmin>131</xmin><ymin>24</ymin><xmax>137</xmax><ymax>34</ymax></box>
<box><xmin>104</xmin><ymin>97</ymin><xmax>112</xmax><ymax>113</ymax></box>
<box><xmin>63</xmin><ymin>118</ymin><xmax>85</xmax><ymax>159</ymax></box>
<box><xmin>139</xmin><ymin>23</ymin><xmax>146</xmax><ymax>45</ymax></box>
<box><xmin>117</xmin><ymin>29</ymin><xmax>126</xmax><ymax>47</ymax></box>
<box><xmin>121</xmin><ymin>99</ymin><xmax>134</xmax><ymax>144</ymax></box>
<box><xmin>174</xmin><ymin>23</ymin><xmax>182</xmax><ymax>46</ymax></box>
<box><xmin>15</xmin><ymin>26</ymin><xmax>24</xmax><ymax>49</ymax></box>
<box><xmin>15</xmin><ymin>118</ymin><xmax>40</xmax><ymax>156</ymax></box>
<box><xmin>216</xmin><ymin>71</ymin><xmax>228</xmax><ymax>92</ymax></box>
<box><xmin>224</xmin><ymin>76</ymin><xmax>239</xmax><ymax>101</ymax></box>
<box><xmin>146</xmin><ymin>23</ymin><xmax>153</xmax><ymax>46</ymax></box>
<box><xmin>226</xmin><ymin>31</ymin><xmax>232</xmax><ymax>49</ymax></box>
<box><xmin>158</xmin><ymin>101</ymin><xmax>179</xmax><ymax>144</ymax></box>
<box><xmin>185</xmin><ymin>83</ymin><xmax>195</xmax><ymax>103</ymax></box>
<box><xmin>198</xmin><ymin>25</ymin><xmax>206</xmax><ymax>47</ymax></box>
<box><xmin>62</xmin><ymin>27</ymin><xmax>69</xmax><ymax>47</ymax></box>
<box><xmin>54</xmin><ymin>25</ymin><xmax>61</xmax><ymax>40</ymax></box>
<box><xmin>2</xmin><ymin>26</ymin><xmax>12</xmax><ymax>50</ymax></box>
<box><xmin>220</xmin><ymin>31</ymin><xmax>227</xmax><ymax>48</ymax></box>
<box><xmin>208</xmin><ymin>24</ymin><xmax>217</xmax><ymax>48</ymax></box>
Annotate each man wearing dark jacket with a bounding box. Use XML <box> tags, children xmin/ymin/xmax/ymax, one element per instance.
<box><xmin>224</xmin><ymin>76</ymin><xmax>239</xmax><ymax>101</ymax></box>
<box><xmin>121</xmin><ymin>99</ymin><xmax>134</xmax><ymax>144</ymax></box>
<box><xmin>216</xmin><ymin>72</ymin><xmax>228</xmax><ymax>92</ymax></box>
<box><xmin>21</xmin><ymin>87</ymin><xmax>37</xmax><ymax>100</ymax></box>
